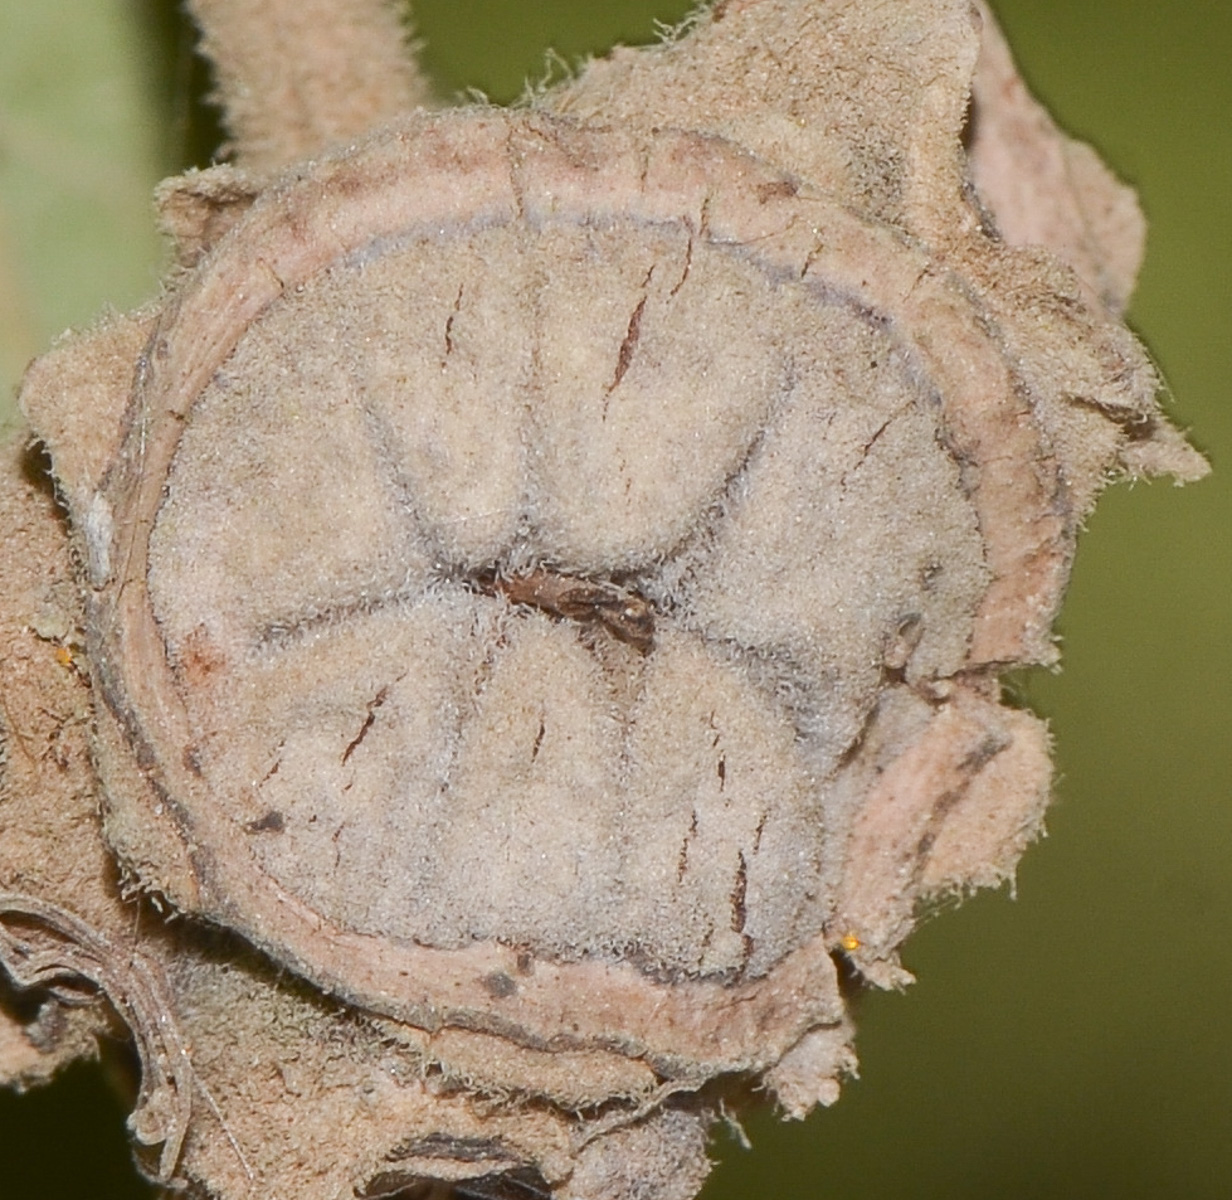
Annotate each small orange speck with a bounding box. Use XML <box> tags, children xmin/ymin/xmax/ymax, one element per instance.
<box><xmin>54</xmin><ymin>645</ymin><xmax>74</xmax><ymax>669</ymax></box>
<box><xmin>840</xmin><ymin>934</ymin><xmax>861</xmax><ymax>952</ymax></box>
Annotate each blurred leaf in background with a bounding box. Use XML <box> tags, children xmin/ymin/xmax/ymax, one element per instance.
<box><xmin>1</xmin><ymin>2</ymin><xmax>1227</xmax><ymax>1198</ymax></box>
<box><xmin>0</xmin><ymin>0</ymin><xmax>170</xmax><ymax>432</ymax></box>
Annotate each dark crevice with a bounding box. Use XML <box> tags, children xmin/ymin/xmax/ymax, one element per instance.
<box><xmin>606</xmin><ymin>287</ymin><xmax>649</xmax><ymax>400</ymax></box>
<box><xmin>342</xmin><ymin>685</ymin><xmax>391</xmax><ymax>764</ymax></box>
<box><xmin>676</xmin><ymin>810</ymin><xmax>698</xmax><ymax>884</ymax></box>
<box><xmin>443</xmin><ymin>283</ymin><xmax>464</xmax><ymax>359</ymax></box>
<box><xmin>729</xmin><ymin>851</ymin><xmax>748</xmax><ymax>935</ymax></box>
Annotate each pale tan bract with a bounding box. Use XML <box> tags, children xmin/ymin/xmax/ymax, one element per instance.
<box><xmin>0</xmin><ymin>2</ymin><xmax>1206</xmax><ymax>1198</ymax></box>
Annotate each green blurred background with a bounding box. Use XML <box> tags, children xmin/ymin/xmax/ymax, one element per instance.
<box><xmin>0</xmin><ymin>1</ymin><xmax>1227</xmax><ymax>1196</ymax></box>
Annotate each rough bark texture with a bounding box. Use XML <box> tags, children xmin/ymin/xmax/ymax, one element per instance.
<box><xmin>0</xmin><ymin>2</ymin><xmax>1206</xmax><ymax>1198</ymax></box>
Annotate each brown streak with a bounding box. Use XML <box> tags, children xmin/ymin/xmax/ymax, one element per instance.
<box><xmin>677</xmin><ymin>810</ymin><xmax>699</xmax><ymax>884</ymax></box>
<box><xmin>342</xmin><ymin>685</ymin><xmax>389</xmax><ymax>764</ymax></box>
<box><xmin>730</xmin><ymin>851</ymin><xmax>748</xmax><ymax>934</ymax></box>
<box><xmin>608</xmin><ymin>293</ymin><xmax>647</xmax><ymax>398</ymax></box>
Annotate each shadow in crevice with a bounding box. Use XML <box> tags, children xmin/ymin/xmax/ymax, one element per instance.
<box><xmin>0</xmin><ymin>1057</ymin><xmax>156</xmax><ymax>1199</ymax></box>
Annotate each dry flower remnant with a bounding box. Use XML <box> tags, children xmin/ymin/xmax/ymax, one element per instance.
<box><xmin>476</xmin><ymin>569</ymin><xmax>657</xmax><ymax>654</ymax></box>
<box><xmin>0</xmin><ymin>1</ymin><xmax>1207</xmax><ymax>1198</ymax></box>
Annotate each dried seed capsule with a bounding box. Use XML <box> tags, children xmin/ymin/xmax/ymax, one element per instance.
<box><xmin>19</xmin><ymin>106</ymin><xmax>1183</xmax><ymax>1106</ymax></box>
<box><xmin>83</xmin><ymin>115</ymin><xmax>872</xmax><ymax>1078</ymax></box>
<box><xmin>7</xmin><ymin>5</ymin><xmax>1204</xmax><ymax>1190</ymax></box>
